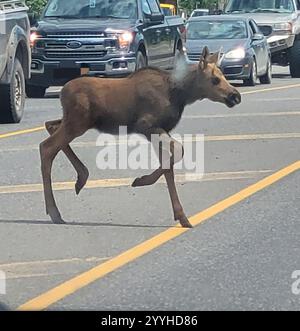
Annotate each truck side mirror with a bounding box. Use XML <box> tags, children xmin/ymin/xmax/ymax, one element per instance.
<box><xmin>252</xmin><ymin>33</ymin><xmax>264</xmax><ymax>41</ymax></box>
<box><xmin>144</xmin><ymin>13</ymin><xmax>165</xmax><ymax>25</ymax></box>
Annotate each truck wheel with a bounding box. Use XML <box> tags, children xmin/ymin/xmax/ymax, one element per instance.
<box><xmin>26</xmin><ymin>85</ymin><xmax>47</xmax><ymax>98</ymax></box>
<box><xmin>136</xmin><ymin>51</ymin><xmax>146</xmax><ymax>71</ymax></box>
<box><xmin>289</xmin><ymin>40</ymin><xmax>300</xmax><ymax>78</ymax></box>
<box><xmin>259</xmin><ymin>60</ymin><xmax>272</xmax><ymax>84</ymax></box>
<box><xmin>243</xmin><ymin>59</ymin><xmax>257</xmax><ymax>86</ymax></box>
<box><xmin>0</xmin><ymin>59</ymin><xmax>25</xmax><ymax>124</ymax></box>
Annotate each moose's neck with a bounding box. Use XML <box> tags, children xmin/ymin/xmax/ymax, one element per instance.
<box><xmin>170</xmin><ymin>65</ymin><xmax>204</xmax><ymax>109</ymax></box>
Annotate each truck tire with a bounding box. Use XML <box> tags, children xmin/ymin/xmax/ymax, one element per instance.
<box><xmin>0</xmin><ymin>59</ymin><xmax>25</xmax><ymax>124</ymax></box>
<box><xmin>289</xmin><ymin>40</ymin><xmax>300</xmax><ymax>78</ymax></box>
<box><xmin>259</xmin><ymin>59</ymin><xmax>272</xmax><ymax>84</ymax></box>
<box><xmin>26</xmin><ymin>85</ymin><xmax>47</xmax><ymax>98</ymax></box>
<box><xmin>136</xmin><ymin>51</ymin><xmax>146</xmax><ymax>71</ymax></box>
<box><xmin>243</xmin><ymin>59</ymin><xmax>257</xmax><ymax>86</ymax></box>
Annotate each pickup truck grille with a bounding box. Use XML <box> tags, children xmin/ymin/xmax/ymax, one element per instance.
<box><xmin>258</xmin><ymin>25</ymin><xmax>273</xmax><ymax>37</ymax></box>
<box><xmin>40</xmin><ymin>37</ymin><xmax>114</xmax><ymax>60</ymax></box>
<box><xmin>45</xmin><ymin>51</ymin><xmax>107</xmax><ymax>59</ymax></box>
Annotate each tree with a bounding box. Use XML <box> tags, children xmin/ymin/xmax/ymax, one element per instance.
<box><xmin>179</xmin><ymin>0</ymin><xmax>218</xmax><ymax>10</ymax></box>
<box><xmin>25</xmin><ymin>0</ymin><xmax>47</xmax><ymax>15</ymax></box>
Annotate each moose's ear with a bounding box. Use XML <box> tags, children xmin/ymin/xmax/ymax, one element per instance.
<box><xmin>207</xmin><ymin>52</ymin><xmax>220</xmax><ymax>64</ymax></box>
<box><xmin>199</xmin><ymin>46</ymin><xmax>210</xmax><ymax>70</ymax></box>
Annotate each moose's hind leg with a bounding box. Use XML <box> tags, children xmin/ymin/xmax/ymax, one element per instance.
<box><xmin>40</xmin><ymin>123</ymin><xmax>79</xmax><ymax>224</ymax></box>
<box><xmin>45</xmin><ymin>120</ymin><xmax>89</xmax><ymax>195</ymax></box>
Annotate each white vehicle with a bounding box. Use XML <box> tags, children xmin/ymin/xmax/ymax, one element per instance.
<box><xmin>0</xmin><ymin>0</ymin><xmax>30</xmax><ymax>123</ymax></box>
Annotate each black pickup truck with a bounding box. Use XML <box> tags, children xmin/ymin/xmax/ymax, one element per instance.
<box><xmin>0</xmin><ymin>0</ymin><xmax>30</xmax><ymax>123</ymax></box>
<box><xmin>27</xmin><ymin>0</ymin><xmax>184</xmax><ymax>98</ymax></box>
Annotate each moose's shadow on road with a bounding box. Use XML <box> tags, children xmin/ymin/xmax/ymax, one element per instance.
<box><xmin>0</xmin><ymin>219</ymin><xmax>172</xmax><ymax>229</ymax></box>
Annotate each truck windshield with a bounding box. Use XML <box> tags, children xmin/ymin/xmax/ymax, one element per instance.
<box><xmin>187</xmin><ymin>20</ymin><xmax>248</xmax><ymax>40</ymax></box>
<box><xmin>44</xmin><ymin>0</ymin><xmax>138</xmax><ymax>19</ymax></box>
<box><xmin>225</xmin><ymin>0</ymin><xmax>295</xmax><ymax>13</ymax></box>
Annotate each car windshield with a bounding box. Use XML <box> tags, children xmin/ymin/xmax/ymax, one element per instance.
<box><xmin>225</xmin><ymin>0</ymin><xmax>295</xmax><ymax>13</ymax></box>
<box><xmin>187</xmin><ymin>20</ymin><xmax>248</xmax><ymax>40</ymax></box>
<box><xmin>44</xmin><ymin>0</ymin><xmax>138</xmax><ymax>19</ymax></box>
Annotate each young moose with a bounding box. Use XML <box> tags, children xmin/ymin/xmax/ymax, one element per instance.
<box><xmin>40</xmin><ymin>47</ymin><xmax>241</xmax><ymax>228</ymax></box>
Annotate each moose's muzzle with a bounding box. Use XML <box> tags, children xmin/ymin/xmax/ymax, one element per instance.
<box><xmin>225</xmin><ymin>91</ymin><xmax>241</xmax><ymax>108</ymax></box>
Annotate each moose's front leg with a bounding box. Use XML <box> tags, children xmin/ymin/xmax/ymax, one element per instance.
<box><xmin>164</xmin><ymin>169</ymin><xmax>193</xmax><ymax>228</ymax></box>
<box><xmin>133</xmin><ymin>127</ymin><xmax>192</xmax><ymax>228</ymax></box>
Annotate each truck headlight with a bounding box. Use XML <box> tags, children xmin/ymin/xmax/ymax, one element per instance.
<box><xmin>106</xmin><ymin>29</ymin><xmax>134</xmax><ymax>51</ymax></box>
<box><xmin>119</xmin><ymin>32</ymin><xmax>134</xmax><ymax>48</ymax></box>
<box><xmin>225</xmin><ymin>48</ymin><xmax>246</xmax><ymax>59</ymax></box>
<box><xmin>273</xmin><ymin>22</ymin><xmax>293</xmax><ymax>32</ymax></box>
<box><xmin>30</xmin><ymin>32</ymin><xmax>41</xmax><ymax>47</ymax></box>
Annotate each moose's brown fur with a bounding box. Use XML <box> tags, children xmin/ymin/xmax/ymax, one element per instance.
<box><xmin>40</xmin><ymin>47</ymin><xmax>241</xmax><ymax>228</ymax></box>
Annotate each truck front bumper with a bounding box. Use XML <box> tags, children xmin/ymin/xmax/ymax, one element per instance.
<box><xmin>267</xmin><ymin>34</ymin><xmax>295</xmax><ymax>54</ymax></box>
<box><xmin>28</xmin><ymin>56</ymin><xmax>137</xmax><ymax>87</ymax></box>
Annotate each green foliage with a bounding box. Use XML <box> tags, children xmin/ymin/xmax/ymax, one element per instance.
<box><xmin>25</xmin><ymin>0</ymin><xmax>47</xmax><ymax>15</ymax></box>
<box><xmin>179</xmin><ymin>0</ymin><xmax>218</xmax><ymax>10</ymax></box>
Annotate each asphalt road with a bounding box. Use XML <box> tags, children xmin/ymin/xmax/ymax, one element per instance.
<box><xmin>0</xmin><ymin>66</ymin><xmax>299</xmax><ymax>311</ymax></box>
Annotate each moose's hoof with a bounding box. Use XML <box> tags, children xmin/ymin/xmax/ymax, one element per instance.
<box><xmin>52</xmin><ymin>216</ymin><xmax>66</xmax><ymax>225</ymax></box>
<box><xmin>75</xmin><ymin>168</ymin><xmax>89</xmax><ymax>195</ymax></box>
<box><xmin>132</xmin><ymin>176</ymin><xmax>149</xmax><ymax>187</ymax></box>
<box><xmin>177</xmin><ymin>215</ymin><xmax>193</xmax><ymax>228</ymax></box>
<box><xmin>48</xmin><ymin>210</ymin><xmax>66</xmax><ymax>224</ymax></box>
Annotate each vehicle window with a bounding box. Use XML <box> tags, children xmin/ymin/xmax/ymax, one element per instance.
<box><xmin>186</xmin><ymin>20</ymin><xmax>248</xmax><ymax>40</ymax></box>
<box><xmin>44</xmin><ymin>0</ymin><xmax>138</xmax><ymax>19</ymax></box>
<box><xmin>191</xmin><ymin>10</ymin><xmax>209</xmax><ymax>17</ymax></box>
<box><xmin>162</xmin><ymin>7</ymin><xmax>172</xmax><ymax>16</ymax></box>
<box><xmin>141</xmin><ymin>0</ymin><xmax>151</xmax><ymax>15</ymax></box>
<box><xmin>296</xmin><ymin>0</ymin><xmax>300</xmax><ymax>9</ymax></box>
<box><xmin>146</xmin><ymin>0</ymin><xmax>161</xmax><ymax>13</ymax></box>
<box><xmin>225</xmin><ymin>0</ymin><xmax>295</xmax><ymax>13</ymax></box>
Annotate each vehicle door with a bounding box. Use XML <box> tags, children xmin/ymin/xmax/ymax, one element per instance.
<box><xmin>249</xmin><ymin>19</ymin><xmax>267</xmax><ymax>74</ymax></box>
<box><xmin>0</xmin><ymin>10</ymin><xmax>8</xmax><ymax>77</ymax></box>
<box><xmin>141</xmin><ymin>0</ymin><xmax>168</xmax><ymax>67</ymax></box>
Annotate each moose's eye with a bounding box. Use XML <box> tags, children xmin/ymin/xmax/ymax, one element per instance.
<box><xmin>212</xmin><ymin>77</ymin><xmax>221</xmax><ymax>85</ymax></box>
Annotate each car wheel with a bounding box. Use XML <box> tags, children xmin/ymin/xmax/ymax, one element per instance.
<box><xmin>243</xmin><ymin>59</ymin><xmax>257</xmax><ymax>86</ymax></box>
<box><xmin>289</xmin><ymin>39</ymin><xmax>300</xmax><ymax>78</ymax></box>
<box><xmin>25</xmin><ymin>85</ymin><xmax>47</xmax><ymax>98</ymax></box>
<box><xmin>0</xmin><ymin>58</ymin><xmax>25</xmax><ymax>124</ymax></box>
<box><xmin>135</xmin><ymin>51</ymin><xmax>147</xmax><ymax>71</ymax></box>
<box><xmin>259</xmin><ymin>59</ymin><xmax>272</xmax><ymax>84</ymax></box>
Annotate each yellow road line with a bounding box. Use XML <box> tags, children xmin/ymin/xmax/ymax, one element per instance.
<box><xmin>1</xmin><ymin>131</ymin><xmax>300</xmax><ymax>153</ymax></box>
<box><xmin>241</xmin><ymin>83</ymin><xmax>300</xmax><ymax>95</ymax></box>
<box><xmin>18</xmin><ymin>160</ymin><xmax>300</xmax><ymax>311</ymax></box>
<box><xmin>184</xmin><ymin>111</ymin><xmax>300</xmax><ymax>119</ymax></box>
<box><xmin>0</xmin><ymin>126</ymin><xmax>44</xmax><ymax>140</ymax></box>
<box><xmin>0</xmin><ymin>170</ymin><xmax>271</xmax><ymax>195</ymax></box>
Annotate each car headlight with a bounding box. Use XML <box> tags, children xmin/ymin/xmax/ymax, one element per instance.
<box><xmin>273</xmin><ymin>22</ymin><xmax>293</xmax><ymax>32</ymax></box>
<box><xmin>225</xmin><ymin>48</ymin><xmax>246</xmax><ymax>59</ymax></box>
